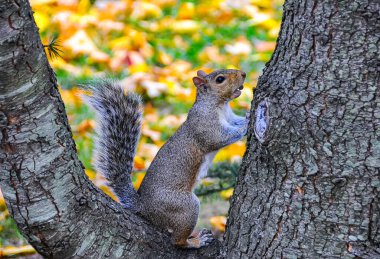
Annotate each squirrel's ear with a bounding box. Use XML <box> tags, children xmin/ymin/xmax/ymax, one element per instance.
<box><xmin>193</xmin><ymin>77</ymin><xmax>206</xmax><ymax>88</ymax></box>
<box><xmin>197</xmin><ymin>70</ymin><xmax>207</xmax><ymax>78</ymax></box>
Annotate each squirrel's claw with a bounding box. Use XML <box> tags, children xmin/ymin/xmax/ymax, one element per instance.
<box><xmin>177</xmin><ymin>229</ymin><xmax>215</xmax><ymax>249</ymax></box>
<box><xmin>246</xmin><ymin>110</ymin><xmax>251</xmax><ymax>120</ymax></box>
<box><xmin>198</xmin><ymin>229</ymin><xmax>215</xmax><ymax>247</ymax></box>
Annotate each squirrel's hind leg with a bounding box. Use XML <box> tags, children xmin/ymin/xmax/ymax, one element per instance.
<box><xmin>174</xmin><ymin>229</ymin><xmax>214</xmax><ymax>249</ymax></box>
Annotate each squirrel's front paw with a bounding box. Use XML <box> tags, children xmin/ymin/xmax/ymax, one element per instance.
<box><xmin>179</xmin><ymin>229</ymin><xmax>215</xmax><ymax>249</ymax></box>
<box><xmin>197</xmin><ymin>228</ymin><xmax>214</xmax><ymax>247</ymax></box>
<box><xmin>234</xmin><ymin>119</ymin><xmax>246</xmax><ymax>126</ymax></box>
<box><xmin>238</xmin><ymin>118</ymin><xmax>249</xmax><ymax>136</ymax></box>
<box><xmin>243</xmin><ymin>111</ymin><xmax>250</xmax><ymax>136</ymax></box>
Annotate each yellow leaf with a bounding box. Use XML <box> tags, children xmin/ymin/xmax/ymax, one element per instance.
<box><xmin>157</xmin><ymin>51</ymin><xmax>173</xmax><ymax>65</ymax></box>
<box><xmin>0</xmin><ymin>211</ymin><xmax>9</xmax><ymax>221</ymax></box>
<box><xmin>30</xmin><ymin>0</ymin><xmax>56</xmax><ymax>5</ymax></box>
<box><xmin>99</xmin><ymin>185</ymin><xmax>119</xmax><ymax>202</ymax></box>
<box><xmin>0</xmin><ymin>189</ymin><xmax>5</xmax><ymax>210</ymax></box>
<box><xmin>171</xmin><ymin>20</ymin><xmax>200</xmax><ymax>34</ymax></box>
<box><xmin>59</xmin><ymin>88</ymin><xmax>83</xmax><ymax>107</ymax></box>
<box><xmin>176</xmin><ymin>87</ymin><xmax>195</xmax><ymax>103</ymax></box>
<box><xmin>51</xmin><ymin>59</ymin><xmax>82</xmax><ymax>76</ymax></box>
<box><xmin>33</xmin><ymin>11</ymin><xmax>50</xmax><ymax>32</ymax></box>
<box><xmin>131</xmin><ymin>2</ymin><xmax>162</xmax><ymax>19</ymax></box>
<box><xmin>242</xmin><ymin>5</ymin><xmax>259</xmax><ymax>18</ymax></box>
<box><xmin>261</xmin><ymin>18</ymin><xmax>279</xmax><ymax>30</ymax></box>
<box><xmin>168</xmin><ymin>60</ymin><xmax>192</xmax><ymax>75</ymax></box>
<box><xmin>128</xmin><ymin>30</ymin><xmax>147</xmax><ymax>50</ymax></box>
<box><xmin>220</xmin><ymin>188</ymin><xmax>234</xmax><ymax>200</ymax></box>
<box><xmin>133</xmin><ymin>172</ymin><xmax>145</xmax><ymax>190</ymax></box>
<box><xmin>97</xmin><ymin>1</ymin><xmax>129</xmax><ymax>19</ymax></box>
<box><xmin>215</xmin><ymin>141</ymin><xmax>245</xmax><ymax>162</ymax></box>
<box><xmin>85</xmin><ymin>169</ymin><xmax>96</xmax><ymax>180</ymax></box>
<box><xmin>226</xmin><ymin>64</ymin><xmax>239</xmax><ymax>70</ymax></box>
<box><xmin>63</xmin><ymin>30</ymin><xmax>98</xmax><ymax>56</ymax></box>
<box><xmin>153</xmin><ymin>0</ymin><xmax>176</xmax><ymax>8</ymax></box>
<box><xmin>57</xmin><ymin>0</ymin><xmax>80</xmax><ymax>8</ymax></box>
<box><xmin>251</xmin><ymin>53</ymin><xmax>271</xmax><ymax>62</ymax></box>
<box><xmin>249</xmin><ymin>12</ymin><xmax>271</xmax><ymax>25</ymax></box>
<box><xmin>0</xmin><ymin>245</ymin><xmax>36</xmax><ymax>257</ymax></box>
<box><xmin>200</xmin><ymin>177</ymin><xmax>217</xmax><ymax>187</ymax></box>
<box><xmin>178</xmin><ymin>2</ymin><xmax>195</xmax><ymax>19</ymax></box>
<box><xmin>126</xmin><ymin>51</ymin><xmax>148</xmax><ymax>73</ymax></box>
<box><xmin>269</xmin><ymin>27</ymin><xmax>281</xmax><ymax>38</ymax></box>
<box><xmin>250</xmin><ymin>0</ymin><xmax>273</xmax><ymax>9</ymax></box>
<box><xmin>110</xmin><ymin>36</ymin><xmax>131</xmax><ymax>50</ymax></box>
<box><xmin>77</xmin><ymin>0</ymin><xmax>91</xmax><ymax>14</ymax></box>
<box><xmin>129</xmin><ymin>63</ymin><xmax>149</xmax><ymax>73</ymax></box>
<box><xmin>209</xmin><ymin>216</ymin><xmax>227</xmax><ymax>232</ymax></box>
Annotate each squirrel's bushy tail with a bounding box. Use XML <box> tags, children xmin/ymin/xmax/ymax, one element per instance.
<box><xmin>83</xmin><ymin>79</ymin><xmax>142</xmax><ymax>210</ymax></box>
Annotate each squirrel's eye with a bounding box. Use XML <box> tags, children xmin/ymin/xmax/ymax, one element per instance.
<box><xmin>216</xmin><ymin>76</ymin><xmax>225</xmax><ymax>84</ymax></box>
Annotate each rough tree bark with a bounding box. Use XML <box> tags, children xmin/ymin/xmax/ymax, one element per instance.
<box><xmin>225</xmin><ymin>0</ymin><xmax>380</xmax><ymax>258</ymax></box>
<box><xmin>0</xmin><ymin>1</ymin><xmax>219</xmax><ymax>258</ymax></box>
<box><xmin>0</xmin><ymin>0</ymin><xmax>379</xmax><ymax>259</ymax></box>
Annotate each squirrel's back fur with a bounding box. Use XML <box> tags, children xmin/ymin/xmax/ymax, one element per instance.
<box><xmin>82</xmin><ymin>79</ymin><xmax>142</xmax><ymax>210</ymax></box>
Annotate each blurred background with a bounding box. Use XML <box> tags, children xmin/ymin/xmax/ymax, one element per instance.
<box><xmin>0</xmin><ymin>0</ymin><xmax>283</xmax><ymax>256</ymax></box>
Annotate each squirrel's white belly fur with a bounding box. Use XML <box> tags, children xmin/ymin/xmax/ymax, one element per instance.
<box><xmin>197</xmin><ymin>151</ymin><xmax>217</xmax><ymax>181</ymax></box>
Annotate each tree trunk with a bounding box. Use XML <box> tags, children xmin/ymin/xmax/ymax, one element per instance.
<box><xmin>0</xmin><ymin>1</ymin><xmax>219</xmax><ymax>258</ymax></box>
<box><xmin>224</xmin><ymin>0</ymin><xmax>380</xmax><ymax>258</ymax></box>
<box><xmin>1</xmin><ymin>0</ymin><xmax>379</xmax><ymax>258</ymax></box>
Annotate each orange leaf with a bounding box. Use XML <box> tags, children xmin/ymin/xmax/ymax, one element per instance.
<box><xmin>210</xmin><ymin>216</ymin><xmax>227</xmax><ymax>232</ymax></box>
<box><xmin>77</xmin><ymin>119</ymin><xmax>96</xmax><ymax>134</ymax></box>
<box><xmin>134</xmin><ymin>156</ymin><xmax>145</xmax><ymax>170</ymax></box>
<box><xmin>255</xmin><ymin>41</ymin><xmax>276</xmax><ymax>52</ymax></box>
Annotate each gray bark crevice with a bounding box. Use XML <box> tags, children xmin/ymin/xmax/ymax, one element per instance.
<box><xmin>0</xmin><ymin>1</ymin><xmax>220</xmax><ymax>258</ymax></box>
<box><xmin>224</xmin><ymin>0</ymin><xmax>380</xmax><ymax>258</ymax></box>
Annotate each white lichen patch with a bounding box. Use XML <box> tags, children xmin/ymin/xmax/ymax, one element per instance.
<box><xmin>254</xmin><ymin>98</ymin><xmax>270</xmax><ymax>143</ymax></box>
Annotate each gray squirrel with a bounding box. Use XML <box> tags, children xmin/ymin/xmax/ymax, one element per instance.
<box><xmin>84</xmin><ymin>69</ymin><xmax>249</xmax><ymax>248</ymax></box>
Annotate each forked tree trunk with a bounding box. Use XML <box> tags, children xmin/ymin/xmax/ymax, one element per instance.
<box><xmin>0</xmin><ymin>1</ymin><xmax>219</xmax><ymax>258</ymax></box>
<box><xmin>225</xmin><ymin>0</ymin><xmax>380</xmax><ymax>258</ymax></box>
<box><xmin>0</xmin><ymin>0</ymin><xmax>379</xmax><ymax>258</ymax></box>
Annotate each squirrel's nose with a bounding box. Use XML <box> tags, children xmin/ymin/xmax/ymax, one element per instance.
<box><xmin>241</xmin><ymin>71</ymin><xmax>246</xmax><ymax>79</ymax></box>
